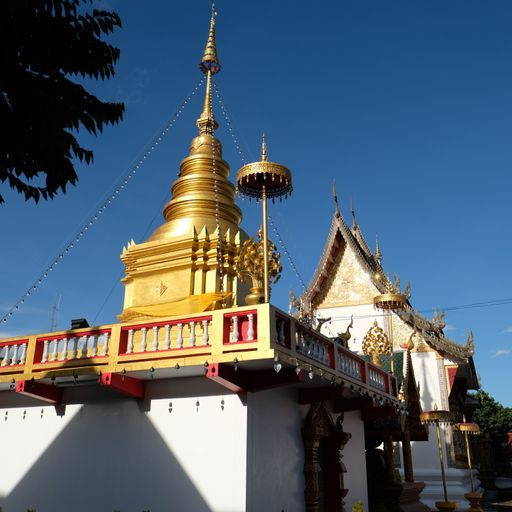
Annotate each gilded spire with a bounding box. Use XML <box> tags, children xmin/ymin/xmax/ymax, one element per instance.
<box><xmin>200</xmin><ymin>4</ymin><xmax>220</xmax><ymax>75</ymax></box>
<box><xmin>261</xmin><ymin>133</ymin><xmax>268</xmax><ymax>161</ymax></box>
<box><xmin>197</xmin><ymin>6</ymin><xmax>220</xmax><ymax>136</ymax></box>
<box><xmin>375</xmin><ymin>236</ymin><xmax>382</xmax><ymax>263</ymax></box>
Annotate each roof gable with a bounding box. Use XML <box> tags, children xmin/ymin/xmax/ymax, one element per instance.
<box><xmin>302</xmin><ymin>205</ymin><xmax>476</xmax><ymax>362</ymax></box>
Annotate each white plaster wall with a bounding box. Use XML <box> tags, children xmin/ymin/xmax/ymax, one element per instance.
<box><xmin>316</xmin><ymin>303</ymin><xmax>382</xmax><ymax>353</ymax></box>
<box><xmin>342</xmin><ymin>410</ymin><xmax>369</xmax><ymax>512</ymax></box>
<box><xmin>245</xmin><ymin>387</ymin><xmax>306</xmax><ymax>512</ymax></box>
<box><xmin>0</xmin><ymin>380</ymin><xmax>247</xmax><ymax>512</ymax></box>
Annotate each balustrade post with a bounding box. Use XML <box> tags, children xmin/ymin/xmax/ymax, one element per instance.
<box><xmin>20</xmin><ymin>343</ymin><xmax>27</xmax><ymax>365</ymax></box>
<box><xmin>1</xmin><ymin>346</ymin><xmax>10</xmax><ymax>366</ymax></box>
<box><xmin>277</xmin><ymin>319</ymin><xmax>285</xmax><ymax>345</ymax></box>
<box><xmin>140</xmin><ymin>327</ymin><xmax>147</xmax><ymax>352</ymax></box>
<box><xmin>177</xmin><ymin>323</ymin><xmax>184</xmax><ymax>349</ymax></box>
<box><xmin>59</xmin><ymin>338</ymin><xmax>68</xmax><ymax>361</ymax></box>
<box><xmin>70</xmin><ymin>337</ymin><xmax>78</xmax><ymax>359</ymax></box>
<box><xmin>163</xmin><ymin>324</ymin><xmax>171</xmax><ymax>350</ymax></box>
<box><xmin>151</xmin><ymin>326</ymin><xmax>159</xmax><ymax>351</ymax></box>
<box><xmin>81</xmin><ymin>337</ymin><xmax>89</xmax><ymax>358</ymax></box>
<box><xmin>101</xmin><ymin>333</ymin><xmax>110</xmax><ymax>356</ymax></box>
<box><xmin>297</xmin><ymin>329</ymin><xmax>304</xmax><ymax>352</ymax></box>
<box><xmin>51</xmin><ymin>339</ymin><xmax>59</xmax><ymax>361</ymax></box>
<box><xmin>189</xmin><ymin>321</ymin><xmax>196</xmax><ymax>347</ymax></box>
<box><xmin>41</xmin><ymin>340</ymin><xmax>49</xmax><ymax>363</ymax></box>
<box><xmin>126</xmin><ymin>329</ymin><xmax>134</xmax><ymax>354</ymax></box>
<box><xmin>247</xmin><ymin>314</ymin><xmax>255</xmax><ymax>342</ymax></box>
<box><xmin>91</xmin><ymin>334</ymin><xmax>99</xmax><ymax>357</ymax></box>
<box><xmin>202</xmin><ymin>320</ymin><xmax>209</xmax><ymax>346</ymax></box>
<box><xmin>10</xmin><ymin>344</ymin><xmax>19</xmax><ymax>366</ymax></box>
<box><xmin>287</xmin><ymin>316</ymin><xmax>297</xmax><ymax>356</ymax></box>
<box><xmin>231</xmin><ymin>316</ymin><xmax>239</xmax><ymax>343</ymax></box>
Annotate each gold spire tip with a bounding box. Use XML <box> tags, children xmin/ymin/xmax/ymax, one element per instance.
<box><xmin>261</xmin><ymin>133</ymin><xmax>268</xmax><ymax>161</ymax></box>
<box><xmin>197</xmin><ymin>4</ymin><xmax>219</xmax><ymax>136</ymax></box>
<box><xmin>375</xmin><ymin>236</ymin><xmax>382</xmax><ymax>260</ymax></box>
<box><xmin>200</xmin><ymin>3</ymin><xmax>221</xmax><ymax>75</ymax></box>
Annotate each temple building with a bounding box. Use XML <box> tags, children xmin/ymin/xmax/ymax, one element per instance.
<box><xmin>0</xmin><ymin>9</ymin><xmax>407</xmax><ymax>512</ymax></box>
<box><xmin>300</xmin><ymin>194</ymin><xmax>480</xmax><ymax>508</ymax></box>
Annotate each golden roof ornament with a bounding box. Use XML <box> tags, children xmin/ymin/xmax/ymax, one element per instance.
<box><xmin>236</xmin><ymin>135</ymin><xmax>292</xmax><ymax>303</ymax></box>
<box><xmin>236</xmin><ymin>134</ymin><xmax>292</xmax><ymax>201</ymax></box>
<box><xmin>375</xmin><ymin>236</ymin><xmax>382</xmax><ymax>264</ymax></box>
<box><xmin>362</xmin><ymin>320</ymin><xmax>391</xmax><ymax>367</ymax></box>
<box><xmin>337</xmin><ymin>315</ymin><xmax>354</xmax><ymax>347</ymax></box>
<box><xmin>333</xmin><ymin>180</ymin><xmax>341</xmax><ymax>218</ymax></box>
<box><xmin>350</xmin><ymin>197</ymin><xmax>358</xmax><ymax>231</ymax></box>
<box><xmin>236</xmin><ymin>228</ymin><xmax>282</xmax><ymax>305</ymax></box>
<box><xmin>373</xmin><ymin>273</ymin><xmax>409</xmax><ymax>311</ymax></box>
<box><xmin>465</xmin><ymin>330</ymin><xmax>475</xmax><ymax>356</ymax></box>
<box><xmin>400</xmin><ymin>330</ymin><xmax>419</xmax><ymax>351</ymax></box>
<box><xmin>432</xmin><ymin>308</ymin><xmax>446</xmax><ymax>330</ymax></box>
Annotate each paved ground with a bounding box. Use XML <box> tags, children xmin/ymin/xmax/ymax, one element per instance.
<box><xmin>482</xmin><ymin>488</ymin><xmax>512</xmax><ymax>511</ymax></box>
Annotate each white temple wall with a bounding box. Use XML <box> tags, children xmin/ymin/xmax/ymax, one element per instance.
<box><xmin>316</xmin><ymin>303</ymin><xmax>382</xmax><ymax>353</ymax></box>
<box><xmin>342</xmin><ymin>410</ymin><xmax>369</xmax><ymax>511</ymax></box>
<box><xmin>245</xmin><ymin>387</ymin><xmax>307</xmax><ymax>512</ymax></box>
<box><xmin>0</xmin><ymin>379</ymin><xmax>247</xmax><ymax>512</ymax></box>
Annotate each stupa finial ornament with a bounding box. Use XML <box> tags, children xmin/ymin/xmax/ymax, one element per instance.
<box><xmin>197</xmin><ymin>4</ymin><xmax>220</xmax><ymax>136</ymax></box>
<box><xmin>119</xmin><ymin>2</ymin><xmax>246</xmax><ymax>320</ymax></box>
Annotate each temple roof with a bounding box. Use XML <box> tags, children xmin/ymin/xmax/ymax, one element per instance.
<box><xmin>302</xmin><ymin>200</ymin><xmax>475</xmax><ymax>362</ymax></box>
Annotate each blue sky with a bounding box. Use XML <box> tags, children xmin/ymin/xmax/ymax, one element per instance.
<box><xmin>2</xmin><ymin>0</ymin><xmax>512</xmax><ymax>405</ymax></box>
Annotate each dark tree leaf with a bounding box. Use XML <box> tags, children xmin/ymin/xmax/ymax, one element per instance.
<box><xmin>0</xmin><ymin>0</ymin><xmax>125</xmax><ymax>204</ymax></box>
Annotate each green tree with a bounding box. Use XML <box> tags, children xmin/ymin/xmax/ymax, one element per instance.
<box><xmin>0</xmin><ymin>0</ymin><xmax>124</xmax><ymax>204</ymax></box>
<box><xmin>468</xmin><ymin>390</ymin><xmax>512</xmax><ymax>434</ymax></box>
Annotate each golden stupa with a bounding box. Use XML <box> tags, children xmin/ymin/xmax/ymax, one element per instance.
<box><xmin>119</xmin><ymin>11</ymin><xmax>248</xmax><ymax>321</ymax></box>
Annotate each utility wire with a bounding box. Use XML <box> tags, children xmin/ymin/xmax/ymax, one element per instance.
<box><xmin>322</xmin><ymin>297</ymin><xmax>512</xmax><ymax>323</ymax></box>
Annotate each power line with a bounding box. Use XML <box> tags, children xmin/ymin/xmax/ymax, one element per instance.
<box><xmin>322</xmin><ymin>297</ymin><xmax>512</xmax><ymax>323</ymax></box>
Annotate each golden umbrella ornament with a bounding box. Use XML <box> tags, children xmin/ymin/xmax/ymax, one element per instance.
<box><xmin>236</xmin><ymin>135</ymin><xmax>292</xmax><ymax>303</ymax></box>
<box><xmin>454</xmin><ymin>419</ymin><xmax>482</xmax><ymax>512</ymax></box>
<box><xmin>373</xmin><ymin>286</ymin><xmax>408</xmax><ymax>374</ymax></box>
<box><xmin>420</xmin><ymin>405</ymin><xmax>457</xmax><ymax>512</ymax></box>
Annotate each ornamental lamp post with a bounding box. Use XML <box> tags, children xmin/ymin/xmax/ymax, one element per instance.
<box><xmin>236</xmin><ymin>135</ymin><xmax>292</xmax><ymax>304</ymax></box>
<box><xmin>420</xmin><ymin>406</ymin><xmax>457</xmax><ymax>512</ymax></box>
<box><xmin>454</xmin><ymin>419</ymin><xmax>482</xmax><ymax>512</ymax></box>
